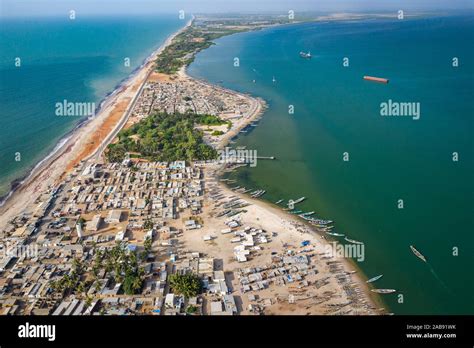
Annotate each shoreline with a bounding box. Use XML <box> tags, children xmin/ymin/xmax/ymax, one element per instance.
<box><xmin>180</xmin><ymin>66</ymin><xmax>267</xmax><ymax>150</ymax></box>
<box><xmin>0</xmin><ymin>15</ymin><xmax>384</xmax><ymax>314</ymax></box>
<box><xmin>210</xmin><ymin>176</ymin><xmax>386</xmax><ymax>314</ymax></box>
<box><xmin>180</xmin><ymin>34</ymin><xmax>385</xmax><ymax>315</ymax></box>
<box><xmin>205</xmin><ymin>117</ymin><xmax>389</xmax><ymax>314</ymax></box>
<box><xmin>0</xmin><ymin>17</ymin><xmax>193</xmax><ymax>225</ymax></box>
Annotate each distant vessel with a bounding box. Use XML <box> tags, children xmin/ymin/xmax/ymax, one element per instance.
<box><xmin>290</xmin><ymin>210</ymin><xmax>303</xmax><ymax>214</ymax></box>
<box><xmin>326</xmin><ymin>232</ymin><xmax>345</xmax><ymax>237</ymax></box>
<box><xmin>308</xmin><ymin>218</ymin><xmax>332</xmax><ymax>225</ymax></box>
<box><xmin>366</xmin><ymin>274</ymin><xmax>383</xmax><ymax>283</ymax></box>
<box><xmin>251</xmin><ymin>190</ymin><xmax>266</xmax><ymax>198</ymax></box>
<box><xmin>291</xmin><ymin>197</ymin><xmax>306</xmax><ymax>204</ymax></box>
<box><xmin>272</xmin><ymin>76</ymin><xmax>276</xmax><ymax>83</ymax></box>
<box><xmin>299</xmin><ymin>51</ymin><xmax>312</xmax><ymax>59</ymax></box>
<box><xmin>410</xmin><ymin>245</ymin><xmax>427</xmax><ymax>262</ymax></box>
<box><xmin>363</xmin><ymin>75</ymin><xmax>389</xmax><ymax>83</ymax></box>
<box><xmin>344</xmin><ymin>237</ymin><xmax>364</xmax><ymax>245</ymax></box>
<box><xmin>371</xmin><ymin>289</ymin><xmax>396</xmax><ymax>294</ymax></box>
<box><xmin>275</xmin><ymin>199</ymin><xmax>283</xmax><ymax>204</ymax></box>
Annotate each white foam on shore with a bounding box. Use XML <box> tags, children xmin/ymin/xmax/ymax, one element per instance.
<box><xmin>0</xmin><ymin>135</ymin><xmax>71</xmax><ymax>207</ymax></box>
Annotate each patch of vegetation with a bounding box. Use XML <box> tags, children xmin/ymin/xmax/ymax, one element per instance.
<box><xmin>194</xmin><ymin>114</ymin><xmax>227</xmax><ymax>126</ymax></box>
<box><xmin>211</xmin><ymin>130</ymin><xmax>224</xmax><ymax>136</ymax></box>
<box><xmin>143</xmin><ymin>219</ymin><xmax>153</xmax><ymax>230</ymax></box>
<box><xmin>169</xmin><ymin>273</ymin><xmax>202</xmax><ymax>298</ymax></box>
<box><xmin>155</xmin><ymin>26</ymin><xmax>243</xmax><ymax>74</ymax></box>
<box><xmin>77</xmin><ymin>217</ymin><xmax>86</xmax><ymax>228</ymax></box>
<box><xmin>49</xmin><ymin>258</ymin><xmax>86</xmax><ymax>295</ymax></box>
<box><xmin>91</xmin><ymin>242</ymin><xmax>145</xmax><ymax>295</ymax></box>
<box><xmin>123</xmin><ymin>271</ymin><xmax>144</xmax><ymax>295</ymax></box>
<box><xmin>186</xmin><ymin>305</ymin><xmax>198</xmax><ymax>314</ymax></box>
<box><xmin>106</xmin><ymin>112</ymin><xmax>218</xmax><ymax>163</ymax></box>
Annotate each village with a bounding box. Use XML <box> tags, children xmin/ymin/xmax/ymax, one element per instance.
<box><xmin>0</xmin><ymin>16</ymin><xmax>378</xmax><ymax>316</ymax></box>
<box><xmin>0</xmin><ymin>156</ymin><xmax>379</xmax><ymax>315</ymax></box>
<box><xmin>128</xmin><ymin>71</ymin><xmax>262</xmax><ymax>150</ymax></box>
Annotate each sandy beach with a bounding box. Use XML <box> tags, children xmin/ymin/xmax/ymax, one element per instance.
<box><xmin>173</xmin><ymin>169</ymin><xmax>384</xmax><ymax>314</ymax></box>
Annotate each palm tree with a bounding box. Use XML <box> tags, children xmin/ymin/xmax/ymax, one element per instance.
<box><xmin>85</xmin><ymin>296</ymin><xmax>93</xmax><ymax>308</ymax></box>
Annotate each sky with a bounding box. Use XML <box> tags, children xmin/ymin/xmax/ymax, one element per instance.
<box><xmin>1</xmin><ymin>0</ymin><xmax>473</xmax><ymax>17</ymax></box>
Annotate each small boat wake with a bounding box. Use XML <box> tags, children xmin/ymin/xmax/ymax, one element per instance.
<box><xmin>410</xmin><ymin>245</ymin><xmax>452</xmax><ymax>294</ymax></box>
<box><xmin>427</xmin><ymin>263</ymin><xmax>452</xmax><ymax>294</ymax></box>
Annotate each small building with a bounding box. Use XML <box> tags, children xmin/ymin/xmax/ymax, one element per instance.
<box><xmin>214</xmin><ymin>271</ymin><xmax>225</xmax><ymax>281</ymax></box>
<box><xmin>86</xmin><ymin>215</ymin><xmax>102</xmax><ymax>231</ymax></box>
<box><xmin>165</xmin><ymin>294</ymin><xmax>175</xmax><ymax>309</ymax></box>
<box><xmin>106</xmin><ymin>210</ymin><xmax>123</xmax><ymax>224</ymax></box>
<box><xmin>223</xmin><ymin>295</ymin><xmax>237</xmax><ymax>314</ymax></box>
<box><xmin>210</xmin><ymin>301</ymin><xmax>223</xmax><ymax>315</ymax></box>
<box><xmin>145</xmin><ymin>229</ymin><xmax>154</xmax><ymax>241</ymax></box>
<box><xmin>75</xmin><ymin>223</ymin><xmax>83</xmax><ymax>238</ymax></box>
<box><xmin>115</xmin><ymin>230</ymin><xmax>126</xmax><ymax>242</ymax></box>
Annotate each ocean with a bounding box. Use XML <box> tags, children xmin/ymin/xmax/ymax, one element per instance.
<box><xmin>188</xmin><ymin>14</ymin><xmax>474</xmax><ymax>314</ymax></box>
<box><xmin>0</xmin><ymin>14</ymin><xmax>186</xmax><ymax>199</ymax></box>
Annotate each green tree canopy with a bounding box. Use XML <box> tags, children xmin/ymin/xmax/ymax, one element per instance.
<box><xmin>169</xmin><ymin>273</ymin><xmax>202</xmax><ymax>298</ymax></box>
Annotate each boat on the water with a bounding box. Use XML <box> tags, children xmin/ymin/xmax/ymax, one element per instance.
<box><xmin>293</xmin><ymin>197</ymin><xmax>306</xmax><ymax>204</ymax></box>
<box><xmin>366</xmin><ymin>274</ymin><xmax>383</xmax><ymax>283</ymax></box>
<box><xmin>299</xmin><ymin>211</ymin><xmax>315</xmax><ymax>216</ymax></box>
<box><xmin>371</xmin><ymin>289</ymin><xmax>396</xmax><ymax>294</ymax></box>
<box><xmin>299</xmin><ymin>51</ymin><xmax>312</xmax><ymax>59</ymax></box>
<box><xmin>251</xmin><ymin>190</ymin><xmax>266</xmax><ymax>198</ymax></box>
<box><xmin>344</xmin><ymin>237</ymin><xmax>364</xmax><ymax>245</ymax></box>
<box><xmin>307</xmin><ymin>218</ymin><xmax>332</xmax><ymax>225</ymax></box>
<box><xmin>326</xmin><ymin>232</ymin><xmax>345</xmax><ymax>237</ymax></box>
<box><xmin>275</xmin><ymin>199</ymin><xmax>283</xmax><ymax>204</ymax></box>
<box><xmin>290</xmin><ymin>210</ymin><xmax>303</xmax><ymax>214</ymax></box>
<box><xmin>410</xmin><ymin>245</ymin><xmax>427</xmax><ymax>262</ymax></box>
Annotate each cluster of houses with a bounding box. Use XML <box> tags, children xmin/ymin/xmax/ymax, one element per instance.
<box><xmin>0</xmin><ymin>159</ymin><xmax>216</xmax><ymax>315</ymax></box>
<box><xmin>0</xmin><ymin>239</ymin><xmax>85</xmax><ymax>315</ymax></box>
<box><xmin>162</xmin><ymin>251</ymin><xmax>238</xmax><ymax>315</ymax></box>
<box><xmin>131</xmin><ymin>78</ymin><xmax>252</xmax><ymax>122</ymax></box>
<box><xmin>63</xmin><ymin>161</ymin><xmax>203</xmax><ymax>220</ymax></box>
<box><xmin>226</xmin><ymin>222</ymin><xmax>270</xmax><ymax>263</ymax></box>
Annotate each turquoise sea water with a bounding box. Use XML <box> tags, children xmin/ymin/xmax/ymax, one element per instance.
<box><xmin>0</xmin><ymin>15</ymin><xmax>185</xmax><ymax>198</ymax></box>
<box><xmin>188</xmin><ymin>15</ymin><xmax>474</xmax><ymax>314</ymax></box>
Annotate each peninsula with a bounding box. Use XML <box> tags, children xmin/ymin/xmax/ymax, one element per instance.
<box><xmin>0</xmin><ymin>14</ymin><xmax>383</xmax><ymax>316</ymax></box>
